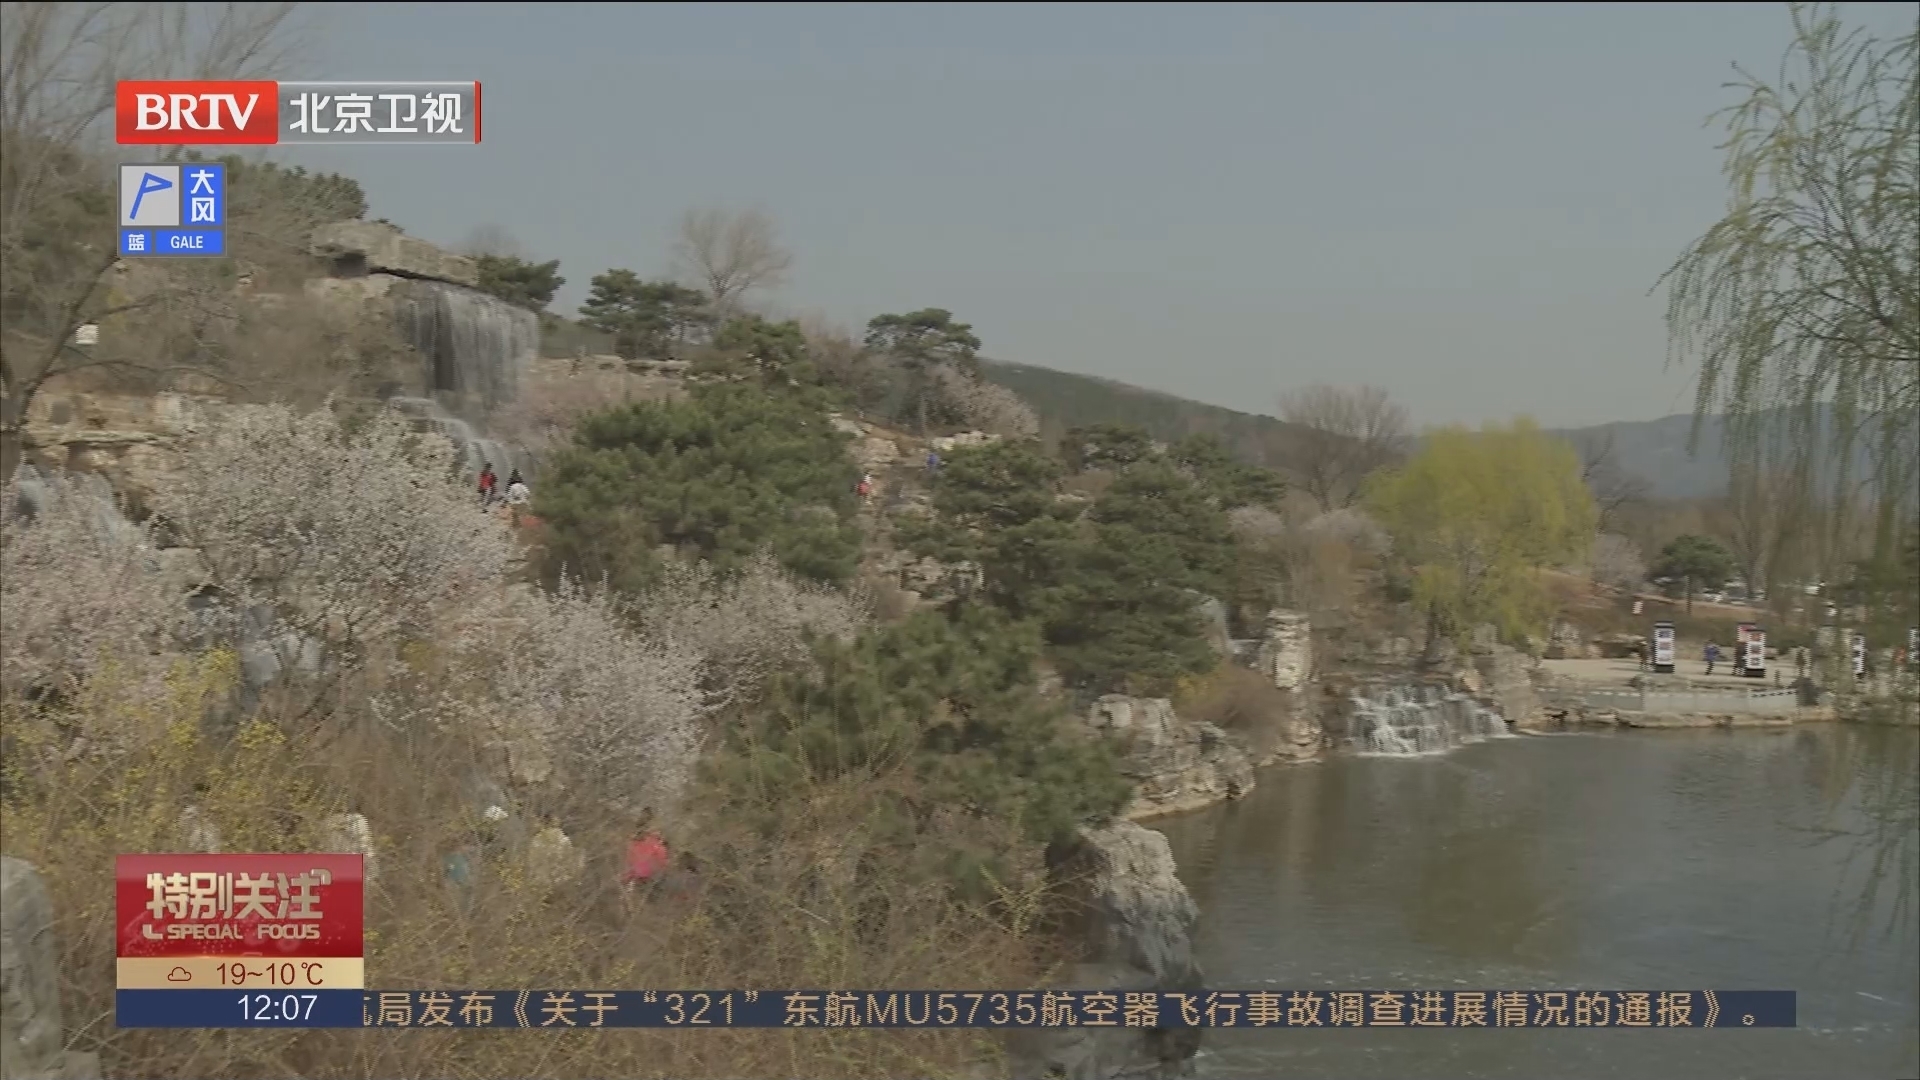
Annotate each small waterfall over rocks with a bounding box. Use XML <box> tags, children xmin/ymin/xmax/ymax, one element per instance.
<box><xmin>10</xmin><ymin>464</ymin><xmax>140</xmax><ymax>544</ymax></box>
<box><xmin>385</xmin><ymin>395</ymin><xmax>535</xmax><ymax>483</ymax></box>
<box><xmin>1338</xmin><ymin>683</ymin><xmax>1513</xmax><ymax>756</ymax></box>
<box><xmin>307</xmin><ymin>220</ymin><xmax>540</xmax><ymax>484</ymax></box>
<box><xmin>386</xmin><ymin>279</ymin><xmax>539</xmax><ymax>484</ymax></box>
<box><xmin>394</xmin><ymin>279</ymin><xmax>539</xmax><ymax>413</ymax></box>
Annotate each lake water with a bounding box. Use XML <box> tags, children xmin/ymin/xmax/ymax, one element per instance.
<box><xmin>1156</xmin><ymin>725</ymin><xmax>1920</xmax><ymax>1080</ymax></box>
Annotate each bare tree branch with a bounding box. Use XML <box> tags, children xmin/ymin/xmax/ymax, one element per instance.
<box><xmin>1275</xmin><ymin>384</ymin><xmax>1410</xmax><ymax>512</ymax></box>
<box><xmin>457</xmin><ymin>224</ymin><xmax>522</xmax><ymax>259</ymax></box>
<box><xmin>1570</xmin><ymin>428</ymin><xmax>1652</xmax><ymax>533</ymax></box>
<box><xmin>1</xmin><ymin>2</ymin><xmax>306</xmax><ymax>474</ymax></box>
<box><xmin>670</xmin><ymin>207</ymin><xmax>792</xmax><ymax>317</ymax></box>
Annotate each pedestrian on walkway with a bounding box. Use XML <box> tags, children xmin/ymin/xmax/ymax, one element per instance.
<box><xmin>1704</xmin><ymin>641</ymin><xmax>1721</xmax><ymax>677</ymax></box>
<box><xmin>478</xmin><ymin>463</ymin><xmax>498</xmax><ymax>508</ymax></box>
<box><xmin>505</xmin><ymin>470</ymin><xmax>530</xmax><ymax>507</ymax></box>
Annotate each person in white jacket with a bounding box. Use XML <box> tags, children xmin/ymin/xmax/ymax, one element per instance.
<box><xmin>505</xmin><ymin>469</ymin><xmax>530</xmax><ymax>507</ymax></box>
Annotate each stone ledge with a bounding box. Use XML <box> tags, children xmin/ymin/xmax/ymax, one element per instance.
<box><xmin>1544</xmin><ymin>706</ymin><xmax>1836</xmax><ymax>729</ymax></box>
<box><xmin>309</xmin><ymin>220</ymin><xmax>479</xmax><ymax>288</ymax></box>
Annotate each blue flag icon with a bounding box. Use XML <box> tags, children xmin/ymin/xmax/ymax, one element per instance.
<box><xmin>130</xmin><ymin>172</ymin><xmax>173</xmax><ymax>221</ymax></box>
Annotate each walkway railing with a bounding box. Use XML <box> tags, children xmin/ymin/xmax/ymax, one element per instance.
<box><xmin>1546</xmin><ymin>685</ymin><xmax>1806</xmax><ymax>716</ymax></box>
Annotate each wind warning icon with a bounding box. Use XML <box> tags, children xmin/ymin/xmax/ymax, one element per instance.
<box><xmin>118</xmin><ymin>162</ymin><xmax>226</xmax><ymax>258</ymax></box>
<box><xmin>119</xmin><ymin>164</ymin><xmax>180</xmax><ymax>226</ymax></box>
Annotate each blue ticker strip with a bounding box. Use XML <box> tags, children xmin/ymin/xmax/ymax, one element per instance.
<box><xmin>116</xmin><ymin>988</ymin><xmax>1796</xmax><ymax>1029</ymax></box>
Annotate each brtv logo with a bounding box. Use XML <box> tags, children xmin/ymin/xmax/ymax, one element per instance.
<box><xmin>117</xmin><ymin>81</ymin><xmax>278</xmax><ymax>144</ymax></box>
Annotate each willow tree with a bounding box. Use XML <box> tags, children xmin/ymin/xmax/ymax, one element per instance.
<box><xmin>1658</xmin><ymin>3</ymin><xmax>1919</xmax><ymax>581</ymax></box>
<box><xmin>1367</xmin><ymin>420</ymin><xmax>1597</xmax><ymax>660</ymax></box>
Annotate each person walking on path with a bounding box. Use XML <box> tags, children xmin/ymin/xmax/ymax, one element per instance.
<box><xmin>1704</xmin><ymin>641</ymin><xmax>1721</xmax><ymax>677</ymax></box>
<box><xmin>856</xmin><ymin>473</ymin><xmax>874</xmax><ymax>502</ymax></box>
<box><xmin>478</xmin><ymin>463</ymin><xmax>498</xmax><ymax>508</ymax></box>
<box><xmin>505</xmin><ymin>470</ymin><xmax>530</xmax><ymax>508</ymax></box>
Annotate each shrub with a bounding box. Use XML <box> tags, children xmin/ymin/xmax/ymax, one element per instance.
<box><xmin>2</xmin><ymin>659</ymin><xmax>1055</xmax><ymax>1080</ymax></box>
<box><xmin>632</xmin><ymin>551</ymin><xmax>870</xmax><ymax>710</ymax></box>
<box><xmin>1</xmin><ymin>472</ymin><xmax>189</xmax><ymax>728</ymax></box>
<box><xmin>442</xmin><ymin>581</ymin><xmax>709</xmax><ymax>816</ymax></box>
<box><xmin>536</xmin><ymin>384</ymin><xmax>863</xmax><ymax>591</ymax></box>
<box><xmin>154</xmin><ymin>402</ymin><xmax>518</xmax><ymax>649</ymax></box>
<box><xmin>714</xmin><ymin>604</ymin><xmax>1130</xmax><ymax>854</ymax></box>
<box><xmin>925</xmin><ymin>364</ymin><xmax>1040</xmax><ymax>438</ymax></box>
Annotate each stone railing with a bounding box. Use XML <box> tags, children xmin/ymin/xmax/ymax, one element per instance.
<box><xmin>1544</xmin><ymin>685</ymin><xmax>1807</xmax><ymax>717</ymax></box>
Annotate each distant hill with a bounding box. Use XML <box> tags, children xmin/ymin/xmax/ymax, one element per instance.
<box><xmin>978</xmin><ymin>357</ymin><xmax>1738</xmax><ymax>492</ymax></box>
<box><xmin>982</xmin><ymin>359</ymin><xmax>1920</xmax><ymax>503</ymax></box>
<box><xmin>978</xmin><ymin>358</ymin><xmax>1313</xmax><ymax>471</ymax></box>
<box><xmin>1552</xmin><ymin>406</ymin><xmax>1905</xmax><ymax>501</ymax></box>
<box><xmin>1550</xmin><ymin>413</ymin><xmax>1735</xmax><ymax>501</ymax></box>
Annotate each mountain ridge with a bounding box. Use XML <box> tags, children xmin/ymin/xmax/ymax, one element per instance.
<box><xmin>977</xmin><ymin>357</ymin><xmax>1742</xmax><ymax>500</ymax></box>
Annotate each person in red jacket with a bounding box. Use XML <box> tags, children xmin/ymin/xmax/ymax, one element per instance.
<box><xmin>478</xmin><ymin>463</ymin><xmax>498</xmax><ymax>507</ymax></box>
<box><xmin>621</xmin><ymin>807</ymin><xmax>669</xmax><ymax>898</ymax></box>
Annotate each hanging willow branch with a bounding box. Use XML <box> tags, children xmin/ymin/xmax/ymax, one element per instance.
<box><xmin>1658</xmin><ymin>2</ymin><xmax>1919</xmax><ymax>566</ymax></box>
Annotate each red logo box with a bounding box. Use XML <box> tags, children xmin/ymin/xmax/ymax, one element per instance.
<box><xmin>116</xmin><ymin>80</ymin><xmax>279</xmax><ymax>145</ymax></box>
<box><xmin>116</xmin><ymin>854</ymin><xmax>363</xmax><ymax>959</ymax></box>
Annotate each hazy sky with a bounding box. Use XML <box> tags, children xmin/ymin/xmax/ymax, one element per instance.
<box><xmin>274</xmin><ymin>2</ymin><xmax>1917</xmax><ymax>428</ymax></box>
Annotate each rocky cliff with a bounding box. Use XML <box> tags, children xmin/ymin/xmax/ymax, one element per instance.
<box><xmin>1085</xmin><ymin>695</ymin><xmax>1254</xmax><ymax>820</ymax></box>
<box><xmin>1009</xmin><ymin>823</ymin><xmax>1203</xmax><ymax>1080</ymax></box>
<box><xmin>1251</xmin><ymin>609</ymin><xmax>1324</xmax><ymax>764</ymax></box>
<box><xmin>1075</xmin><ymin>608</ymin><xmax>1324</xmax><ymax>821</ymax></box>
<box><xmin>17</xmin><ymin>392</ymin><xmax>211</xmax><ymax>518</ymax></box>
<box><xmin>1461</xmin><ymin>641</ymin><xmax>1547</xmax><ymax>731</ymax></box>
<box><xmin>1</xmin><ymin>858</ymin><xmax>99</xmax><ymax>1080</ymax></box>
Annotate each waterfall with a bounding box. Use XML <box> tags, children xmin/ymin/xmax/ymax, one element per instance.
<box><xmin>385</xmin><ymin>396</ymin><xmax>535</xmax><ymax>483</ymax></box>
<box><xmin>9</xmin><ymin>464</ymin><xmax>141</xmax><ymax>545</ymax></box>
<box><xmin>393</xmin><ymin>279</ymin><xmax>539</xmax><ymax>412</ymax></box>
<box><xmin>1340</xmin><ymin>684</ymin><xmax>1513</xmax><ymax>756</ymax></box>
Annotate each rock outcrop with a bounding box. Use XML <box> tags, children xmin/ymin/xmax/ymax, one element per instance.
<box><xmin>1250</xmin><ymin>609</ymin><xmax>1324</xmax><ymax>763</ymax></box>
<box><xmin>525</xmin><ymin>826</ymin><xmax>584</xmax><ymax>891</ymax></box>
<box><xmin>310</xmin><ymin>220</ymin><xmax>480</xmax><ymax>287</ymax></box>
<box><xmin>305</xmin><ymin>220</ymin><xmax>538</xmax><ymax>422</ymax></box>
<box><xmin>1</xmin><ymin>857</ymin><xmax>101</xmax><ymax>1080</ymax></box>
<box><xmin>1469</xmin><ymin>642</ymin><xmax>1545</xmax><ymax>730</ymax></box>
<box><xmin>1085</xmin><ymin>696</ymin><xmax>1253</xmax><ymax>820</ymax></box>
<box><xmin>1010</xmin><ymin>823</ymin><xmax>1202</xmax><ymax>1080</ymax></box>
<box><xmin>1188</xmin><ymin>593</ymin><xmax>1231</xmax><ymax>658</ymax></box>
<box><xmin>930</xmin><ymin>430</ymin><xmax>1000</xmax><ymax>453</ymax></box>
<box><xmin>19</xmin><ymin>392</ymin><xmax>211</xmax><ymax>514</ymax></box>
<box><xmin>855</xmin><ymin>435</ymin><xmax>901</xmax><ymax>471</ymax></box>
<box><xmin>320</xmin><ymin>813</ymin><xmax>377</xmax><ymax>885</ymax></box>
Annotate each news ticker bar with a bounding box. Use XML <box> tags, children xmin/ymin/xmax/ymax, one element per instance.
<box><xmin>118</xmin><ymin>989</ymin><xmax>1795</xmax><ymax>1029</ymax></box>
<box><xmin>115</xmin><ymin>81</ymin><xmax>478</xmax><ymax>145</ymax></box>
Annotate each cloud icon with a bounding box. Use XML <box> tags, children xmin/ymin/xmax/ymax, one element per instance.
<box><xmin>166</xmin><ymin>966</ymin><xmax>192</xmax><ymax>983</ymax></box>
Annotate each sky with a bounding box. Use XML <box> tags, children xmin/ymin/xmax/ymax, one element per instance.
<box><xmin>270</xmin><ymin>2</ymin><xmax>1919</xmax><ymax>429</ymax></box>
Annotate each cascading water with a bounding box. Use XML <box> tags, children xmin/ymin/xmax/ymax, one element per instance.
<box><xmin>387</xmin><ymin>278</ymin><xmax>540</xmax><ymax>483</ymax></box>
<box><xmin>385</xmin><ymin>396</ymin><xmax>535</xmax><ymax>483</ymax></box>
<box><xmin>394</xmin><ymin>279</ymin><xmax>540</xmax><ymax>413</ymax></box>
<box><xmin>10</xmin><ymin>464</ymin><xmax>140</xmax><ymax>543</ymax></box>
<box><xmin>1340</xmin><ymin>684</ymin><xmax>1512</xmax><ymax>756</ymax></box>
